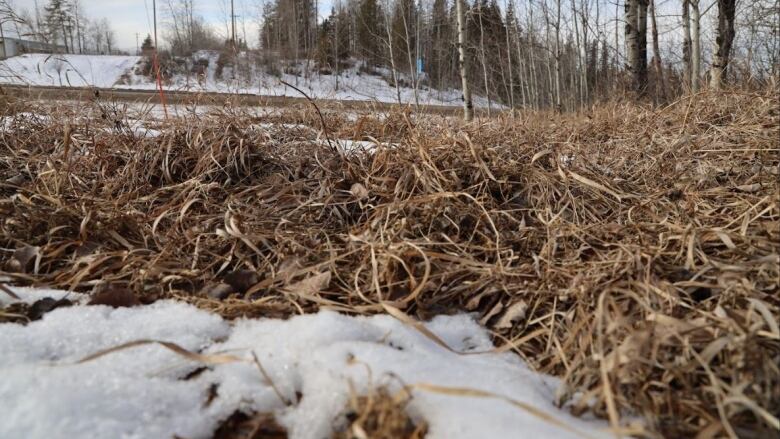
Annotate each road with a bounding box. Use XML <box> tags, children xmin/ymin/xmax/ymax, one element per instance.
<box><xmin>0</xmin><ymin>84</ymin><xmax>479</xmax><ymax>116</ymax></box>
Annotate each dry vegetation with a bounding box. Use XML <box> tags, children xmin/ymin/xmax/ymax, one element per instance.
<box><xmin>1</xmin><ymin>89</ymin><xmax>778</xmax><ymax>438</ymax></box>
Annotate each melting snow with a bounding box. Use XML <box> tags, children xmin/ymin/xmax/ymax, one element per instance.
<box><xmin>0</xmin><ymin>287</ymin><xmax>610</xmax><ymax>439</ymax></box>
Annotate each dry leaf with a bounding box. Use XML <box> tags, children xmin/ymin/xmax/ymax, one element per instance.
<box><xmin>286</xmin><ymin>271</ymin><xmax>331</xmax><ymax>296</ymax></box>
<box><xmin>495</xmin><ymin>301</ymin><xmax>528</xmax><ymax>329</ymax></box>
<box><xmin>350</xmin><ymin>182</ymin><xmax>369</xmax><ymax>200</ymax></box>
<box><xmin>200</xmin><ymin>282</ymin><xmax>235</xmax><ymax>300</ymax></box>
<box><xmin>5</xmin><ymin>245</ymin><xmax>39</xmax><ymax>273</ymax></box>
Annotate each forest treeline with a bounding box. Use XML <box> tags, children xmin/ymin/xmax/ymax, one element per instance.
<box><xmin>258</xmin><ymin>0</ymin><xmax>778</xmax><ymax>111</ymax></box>
<box><xmin>3</xmin><ymin>0</ymin><xmax>779</xmax><ymax>112</ymax></box>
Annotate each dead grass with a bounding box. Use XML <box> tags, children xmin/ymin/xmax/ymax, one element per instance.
<box><xmin>1</xmin><ymin>88</ymin><xmax>778</xmax><ymax>437</ymax></box>
<box><xmin>334</xmin><ymin>386</ymin><xmax>426</xmax><ymax>439</ymax></box>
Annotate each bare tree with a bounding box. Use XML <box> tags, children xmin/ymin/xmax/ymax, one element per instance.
<box><xmin>649</xmin><ymin>0</ymin><xmax>667</xmax><ymax>100</ymax></box>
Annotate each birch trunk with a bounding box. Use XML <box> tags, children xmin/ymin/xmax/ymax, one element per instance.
<box><xmin>456</xmin><ymin>0</ymin><xmax>473</xmax><ymax>121</ymax></box>
<box><xmin>477</xmin><ymin>2</ymin><xmax>492</xmax><ymax>116</ymax></box>
<box><xmin>691</xmin><ymin>0</ymin><xmax>701</xmax><ymax>92</ymax></box>
<box><xmin>505</xmin><ymin>0</ymin><xmax>515</xmax><ymax>110</ymax></box>
<box><xmin>710</xmin><ymin>0</ymin><xmax>736</xmax><ymax>89</ymax></box>
<box><xmin>682</xmin><ymin>0</ymin><xmax>692</xmax><ymax>90</ymax></box>
<box><xmin>625</xmin><ymin>0</ymin><xmax>648</xmax><ymax>94</ymax></box>
<box><xmin>625</xmin><ymin>0</ymin><xmax>639</xmax><ymax>88</ymax></box>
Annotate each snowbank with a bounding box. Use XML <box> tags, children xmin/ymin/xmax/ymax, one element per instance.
<box><xmin>0</xmin><ymin>54</ymin><xmax>141</xmax><ymax>87</ymax></box>
<box><xmin>0</xmin><ymin>288</ymin><xmax>609</xmax><ymax>439</ymax></box>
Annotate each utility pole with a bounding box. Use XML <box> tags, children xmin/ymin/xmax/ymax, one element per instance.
<box><xmin>136</xmin><ymin>33</ymin><xmax>140</xmax><ymax>55</ymax></box>
<box><xmin>231</xmin><ymin>0</ymin><xmax>236</xmax><ymax>50</ymax></box>
<box><xmin>151</xmin><ymin>0</ymin><xmax>168</xmax><ymax>119</ymax></box>
<box><xmin>153</xmin><ymin>0</ymin><xmax>158</xmax><ymax>50</ymax></box>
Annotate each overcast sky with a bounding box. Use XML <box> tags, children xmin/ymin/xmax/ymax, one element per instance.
<box><xmin>6</xmin><ymin>0</ymin><xmax>337</xmax><ymax>52</ymax></box>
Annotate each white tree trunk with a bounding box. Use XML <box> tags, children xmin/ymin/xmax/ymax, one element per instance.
<box><xmin>456</xmin><ymin>0</ymin><xmax>473</xmax><ymax>121</ymax></box>
<box><xmin>477</xmin><ymin>2</ymin><xmax>492</xmax><ymax>115</ymax></box>
<box><xmin>682</xmin><ymin>0</ymin><xmax>693</xmax><ymax>90</ymax></box>
<box><xmin>690</xmin><ymin>0</ymin><xmax>701</xmax><ymax>92</ymax></box>
<box><xmin>710</xmin><ymin>0</ymin><xmax>736</xmax><ymax>89</ymax></box>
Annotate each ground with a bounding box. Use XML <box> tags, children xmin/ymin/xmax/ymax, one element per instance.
<box><xmin>0</xmin><ymin>88</ymin><xmax>778</xmax><ymax>438</ymax></box>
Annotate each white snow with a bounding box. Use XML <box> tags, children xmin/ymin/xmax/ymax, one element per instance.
<box><xmin>0</xmin><ymin>54</ymin><xmax>141</xmax><ymax>87</ymax></box>
<box><xmin>118</xmin><ymin>58</ymin><xmax>495</xmax><ymax>108</ymax></box>
<box><xmin>0</xmin><ymin>287</ymin><xmax>610</xmax><ymax>439</ymax></box>
<box><xmin>1</xmin><ymin>52</ymin><xmax>499</xmax><ymax>108</ymax></box>
<box><xmin>0</xmin><ymin>285</ymin><xmax>86</xmax><ymax>306</ymax></box>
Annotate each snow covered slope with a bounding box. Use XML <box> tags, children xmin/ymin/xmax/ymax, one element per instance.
<box><xmin>0</xmin><ymin>52</ymin><xmax>497</xmax><ymax>108</ymax></box>
<box><xmin>118</xmin><ymin>52</ymin><xmax>493</xmax><ymax>108</ymax></box>
<box><xmin>0</xmin><ymin>287</ymin><xmax>610</xmax><ymax>439</ymax></box>
<box><xmin>0</xmin><ymin>54</ymin><xmax>141</xmax><ymax>87</ymax></box>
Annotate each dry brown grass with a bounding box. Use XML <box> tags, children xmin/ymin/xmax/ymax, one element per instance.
<box><xmin>334</xmin><ymin>386</ymin><xmax>427</xmax><ymax>439</ymax></box>
<box><xmin>1</xmin><ymin>88</ymin><xmax>778</xmax><ymax>437</ymax></box>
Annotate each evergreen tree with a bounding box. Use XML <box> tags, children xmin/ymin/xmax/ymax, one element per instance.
<box><xmin>44</xmin><ymin>0</ymin><xmax>73</xmax><ymax>52</ymax></box>
<box><xmin>429</xmin><ymin>0</ymin><xmax>451</xmax><ymax>88</ymax></box>
<box><xmin>141</xmin><ymin>34</ymin><xmax>155</xmax><ymax>54</ymax></box>
<box><xmin>391</xmin><ymin>0</ymin><xmax>417</xmax><ymax>72</ymax></box>
<box><xmin>317</xmin><ymin>8</ymin><xmax>351</xmax><ymax>69</ymax></box>
<box><xmin>356</xmin><ymin>0</ymin><xmax>382</xmax><ymax>66</ymax></box>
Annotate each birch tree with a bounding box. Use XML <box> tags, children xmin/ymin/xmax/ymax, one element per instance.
<box><xmin>625</xmin><ymin>0</ymin><xmax>648</xmax><ymax>94</ymax></box>
<box><xmin>710</xmin><ymin>0</ymin><xmax>736</xmax><ymax>88</ymax></box>
<box><xmin>690</xmin><ymin>0</ymin><xmax>701</xmax><ymax>92</ymax></box>
<box><xmin>456</xmin><ymin>0</ymin><xmax>473</xmax><ymax>121</ymax></box>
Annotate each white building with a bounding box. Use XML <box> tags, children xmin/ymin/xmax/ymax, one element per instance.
<box><xmin>0</xmin><ymin>37</ymin><xmax>65</xmax><ymax>59</ymax></box>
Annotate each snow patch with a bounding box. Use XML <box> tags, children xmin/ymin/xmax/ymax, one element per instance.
<box><xmin>0</xmin><ymin>287</ymin><xmax>609</xmax><ymax>439</ymax></box>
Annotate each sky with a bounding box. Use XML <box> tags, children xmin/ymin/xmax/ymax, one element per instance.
<box><xmin>5</xmin><ymin>0</ymin><xmax>335</xmax><ymax>52</ymax></box>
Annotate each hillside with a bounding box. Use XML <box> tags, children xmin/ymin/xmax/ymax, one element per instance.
<box><xmin>0</xmin><ymin>52</ymin><xmax>494</xmax><ymax>108</ymax></box>
<box><xmin>0</xmin><ymin>54</ymin><xmax>142</xmax><ymax>88</ymax></box>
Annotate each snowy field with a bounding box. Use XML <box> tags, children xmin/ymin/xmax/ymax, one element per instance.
<box><xmin>0</xmin><ymin>52</ymin><xmax>495</xmax><ymax>108</ymax></box>
<box><xmin>0</xmin><ymin>287</ymin><xmax>609</xmax><ymax>439</ymax></box>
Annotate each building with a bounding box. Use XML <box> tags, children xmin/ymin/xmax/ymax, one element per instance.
<box><xmin>0</xmin><ymin>37</ymin><xmax>66</xmax><ymax>60</ymax></box>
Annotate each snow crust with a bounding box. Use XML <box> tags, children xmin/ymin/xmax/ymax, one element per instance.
<box><xmin>0</xmin><ymin>287</ymin><xmax>609</xmax><ymax>439</ymax></box>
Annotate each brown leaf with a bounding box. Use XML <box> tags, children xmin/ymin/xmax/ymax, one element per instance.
<box><xmin>199</xmin><ymin>283</ymin><xmax>235</xmax><ymax>300</ymax></box>
<box><xmin>28</xmin><ymin>297</ymin><xmax>72</xmax><ymax>320</ymax></box>
<box><xmin>5</xmin><ymin>245</ymin><xmax>40</xmax><ymax>273</ymax></box>
<box><xmin>223</xmin><ymin>270</ymin><xmax>260</xmax><ymax>294</ymax></box>
<box><xmin>285</xmin><ymin>271</ymin><xmax>331</xmax><ymax>296</ymax></box>
<box><xmin>88</xmin><ymin>287</ymin><xmax>141</xmax><ymax>308</ymax></box>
